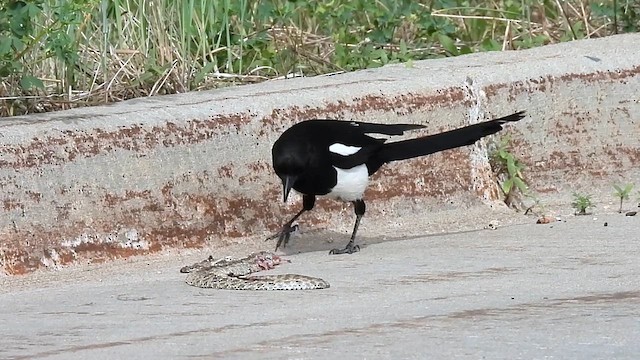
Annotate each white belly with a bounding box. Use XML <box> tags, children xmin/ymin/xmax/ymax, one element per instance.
<box><xmin>326</xmin><ymin>164</ymin><xmax>369</xmax><ymax>202</ymax></box>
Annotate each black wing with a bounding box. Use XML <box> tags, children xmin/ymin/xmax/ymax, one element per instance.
<box><xmin>311</xmin><ymin>120</ymin><xmax>424</xmax><ymax>169</ymax></box>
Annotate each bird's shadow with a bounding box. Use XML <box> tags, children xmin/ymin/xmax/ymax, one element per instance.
<box><xmin>275</xmin><ymin>227</ymin><xmax>484</xmax><ymax>255</ymax></box>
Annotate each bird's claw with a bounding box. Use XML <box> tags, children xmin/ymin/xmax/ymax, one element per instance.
<box><xmin>265</xmin><ymin>223</ymin><xmax>299</xmax><ymax>251</ymax></box>
<box><xmin>329</xmin><ymin>242</ymin><xmax>360</xmax><ymax>255</ymax></box>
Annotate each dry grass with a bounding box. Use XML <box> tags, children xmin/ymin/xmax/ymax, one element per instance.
<box><xmin>0</xmin><ymin>0</ymin><xmax>637</xmax><ymax>117</ymax></box>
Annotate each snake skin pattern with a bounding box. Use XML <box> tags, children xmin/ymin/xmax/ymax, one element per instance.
<box><xmin>180</xmin><ymin>251</ymin><xmax>330</xmax><ymax>290</ymax></box>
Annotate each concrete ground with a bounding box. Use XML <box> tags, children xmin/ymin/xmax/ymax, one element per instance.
<box><xmin>1</xmin><ymin>212</ymin><xmax>638</xmax><ymax>360</ymax></box>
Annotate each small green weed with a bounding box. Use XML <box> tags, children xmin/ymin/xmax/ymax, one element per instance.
<box><xmin>613</xmin><ymin>183</ymin><xmax>634</xmax><ymax>213</ymax></box>
<box><xmin>571</xmin><ymin>192</ymin><xmax>594</xmax><ymax>215</ymax></box>
<box><xmin>490</xmin><ymin>136</ymin><xmax>528</xmax><ymax>209</ymax></box>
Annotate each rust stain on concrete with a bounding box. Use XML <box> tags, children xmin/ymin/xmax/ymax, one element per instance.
<box><xmin>104</xmin><ymin>190</ymin><xmax>154</xmax><ymax>207</ymax></box>
<box><xmin>3</xmin><ymin>199</ymin><xmax>23</xmax><ymax>211</ymax></box>
<box><xmin>483</xmin><ymin>69</ymin><xmax>639</xmax><ymax>195</ymax></box>
<box><xmin>1</xmin><ymin>249</ymin><xmax>37</xmax><ymax>275</ymax></box>
<box><xmin>367</xmin><ymin>151</ymin><xmax>473</xmax><ymax>200</ymax></box>
<box><xmin>0</xmin><ymin>113</ymin><xmax>253</xmax><ymax>169</ymax></box>
<box><xmin>484</xmin><ymin>65</ymin><xmax>640</xmax><ymax>100</ymax></box>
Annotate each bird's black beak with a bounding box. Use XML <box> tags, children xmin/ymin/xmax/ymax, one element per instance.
<box><xmin>282</xmin><ymin>175</ymin><xmax>296</xmax><ymax>202</ymax></box>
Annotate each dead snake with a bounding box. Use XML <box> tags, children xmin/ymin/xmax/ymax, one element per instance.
<box><xmin>180</xmin><ymin>251</ymin><xmax>330</xmax><ymax>290</ymax></box>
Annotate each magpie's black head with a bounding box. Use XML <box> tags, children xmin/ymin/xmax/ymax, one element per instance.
<box><xmin>272</xmin><ymin>139</ymin><xmax>310</xmax><ymax>202</ymax></box>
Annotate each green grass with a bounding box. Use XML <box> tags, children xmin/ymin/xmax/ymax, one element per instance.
<box><xmin>489</xmin><ymin>135</ymin><xmax>529</xmax><ymax>209</ymax></box>
<box><xmin>1</xmin><ymin>0</ymin><xmax>638</xmax><ymax>116</ymax></box>
<box><xmin>571</xmin><ymin>192</ymin><xmax>595</xmax><ymax>215</ymax></box>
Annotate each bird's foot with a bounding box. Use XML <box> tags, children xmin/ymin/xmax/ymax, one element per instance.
<box><xmin>265</xmin><ymin>222</ymin><xmax>299</xmax><ymax>251</ymax></box>
<box><xmin>329</xmin><ymin>242</ymin><xmax>360</xmax><ymax>255</ymax></box>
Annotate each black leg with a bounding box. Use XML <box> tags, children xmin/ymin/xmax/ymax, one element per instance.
<box><xmin>266</xmin><ymin>195</ymin><xmax>315</xmax><ymax>250</ymax></box>
<box><xmin>329</xmin><ymin>199</ymin><xmax>365</xmax><ymax>255</ymax></box>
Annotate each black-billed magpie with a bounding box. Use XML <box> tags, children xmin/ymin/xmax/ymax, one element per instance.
<box><xmin>267</xmin><ymin>111</ymin><xmax>526</xmax><ymax>254</ymax></box>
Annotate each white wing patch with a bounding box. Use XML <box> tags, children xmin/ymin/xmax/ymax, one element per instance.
<box><xmin>329</xmin><ymin>143</ymin><xmax>361</xmax><ymax>156</ymax></box>
<box><xmin>327</xmin><ymin>164</ymin><xmax>369</xmax><ymax>202</ymax></box>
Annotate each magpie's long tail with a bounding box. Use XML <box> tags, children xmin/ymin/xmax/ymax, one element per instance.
<box><xmin>377</xmin><ymin>111</ymin><xmax>526</xmax><ymax>163</ymax></box>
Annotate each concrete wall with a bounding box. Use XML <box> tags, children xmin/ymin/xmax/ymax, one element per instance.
<box><xmin>1</xmin><ymin>33</ymin><xmax>638</xmax><ymax>275</ymax></box>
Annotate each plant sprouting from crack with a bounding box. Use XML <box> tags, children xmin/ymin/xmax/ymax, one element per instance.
<box><xmin>489</xmin><ymin>136</ymin><xmax>529</xmax><ymax>209</ymax></box>
<box><xmin>571</xmin><ymin>192</ymin><xmax>594</xmax><ymax>215</ymax></box>
<box><xmin>613</xmin><ymin>183</ymin><xmax>634</xmax><ymax>213</ymax></box>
